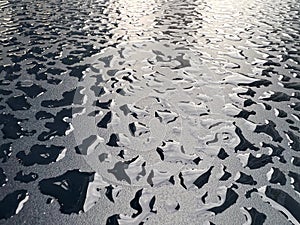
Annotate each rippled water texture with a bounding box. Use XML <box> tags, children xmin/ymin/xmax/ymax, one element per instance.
<box><xmin>0</xmin><ymin>0</ymin><xmax>300</xmax><ymax>224</ymax></box>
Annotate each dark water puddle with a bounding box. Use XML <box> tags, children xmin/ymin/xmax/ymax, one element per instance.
<box><xmin>6</xmin><ymin>95</ymin><xmax>31</xmax><ymax>111</ymax></box>
<box><xmin>207</xmin><ymin>187</ymin><xmax>238</xmax><ymax>215</ymax></box>
<box><xmin>0</xmin><ymin>190</ymin><xmax>29</xmax><ymax>220</ymax></box>
<box><xmin>16</xmin><ymin>81</ymin><xmax>46</xmax><ymax>98</ymax></box>
<box><xmin>0</xmin><ymin>113</ymin><xmax>36</xmax><ymax>139</ymax></box>
<box><xmin>41</xmin><ymin>88</ymin><xmax>85</xmax><ymax>108</ymax></box>
<box><xmin>39</xmin><ymin>170</ymin><xmax>106</xmax><ymax>214</ymax></box>
<box><xmin>267</xmin><ymin>168</ymin><xmax>286</xmax><ymax>185</ymax></box>
<box><xmin>241</xmin><ymin>207</ymin><xmax>267</xmax><ymax>225</ymax></box>
<box><xmin>259</xmin><ymin>186</ymin><xmax>300</xmax><ymax>224</ymax></box>
<box><xmin>235</xmin><ymin>172</ymin><xmax>257</xmax><ymax>186</ymax></box>
<box><xmin>14</xmin><ymin>171</ymin><xmax>38</xmax><ymax>183</ymax></box>
<box><xmin>16</xmin><ymin>145</ymin><xmax>66</xmax><ymax>166</ymax></box>
<box><xmin>75</xmin><ymin>135</ymin><xmax>102</xmax><ymax>155</ymax></box>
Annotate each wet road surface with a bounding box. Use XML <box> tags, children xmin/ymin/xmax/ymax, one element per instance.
<box><xmin>0</xmin><ymin>0</ymin><xmax>300</xmax><ymax>224</ymax></box>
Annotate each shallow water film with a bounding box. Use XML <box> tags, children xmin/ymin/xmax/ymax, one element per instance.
<box><xmin>1</xmin><ymin>0</ymin><xmax>300</xmax><ymax>224</ymax></box>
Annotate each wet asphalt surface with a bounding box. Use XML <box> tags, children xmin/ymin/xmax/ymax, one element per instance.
<box><xmin>0</xmin><ymin>0</ymin><xmax>300</xmax><ymax>224</ymax></box>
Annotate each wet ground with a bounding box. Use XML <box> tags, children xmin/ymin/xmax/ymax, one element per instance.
<box><xmin>0</xmin><ymin>0</ymin><xmax>300</xmax><ymax>224</ymax></box>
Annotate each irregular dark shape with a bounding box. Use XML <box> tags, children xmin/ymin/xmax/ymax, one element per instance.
<box><xmin>286</xmin><ymin>119</ymin><xmax>294</xmax><ymax>124</ymax></box>
<box><xmin>129</xmin><ymin>122</ymin><xmax>149</xmax><ymax>137</ymax></box>
<box><xmin>39</xmin><ymin>170</ymin><xmax>95</xmax><ymax>214</ymax></box>
<box><xmin>293</xmin><ymin>92</ymin><xmax>300</xmax><ymax>100</ymax></box>
<box><xmin>208</xmin><ymin>187</ymin><xmax>238</xmax><ymax>214</ymax></box>
<box><xmin>193</xmin><ymin>166</ymin><xmax>213</xmax><ymax>189</ymax></box>
<box><xmin>99</xmin><ymin>153</ymin><xmax>108</xmax><ymax>162</ymax></box>
<box><xmin>106</xmin><ymin>134</ymin><xmax>120</xmax><ymax>147</ymax></box>
<box><xmin>38</xmin><ymin>108</ymin><xmax>73</xmax><ymax>141</ymax></box>
<box><xmin>87</xmin><ymin>110</ymin><xmax>101</xmax><ymax>117</ymax></box>
<box><xmin>41</xmin><ymin>88</ymin><xmax>84</xmax><ymax>108</ymax></box>
<box><xmin>262</xmin><ymin>91</ymin><xmax>290</xmax><ymax>102</ymax></box>
<box><xmin>169</xmin><ymin>176</ymin><xmax>175</xmax><ymax>185</ymax></box>
<box><xmin>107</xmin><ymin>69</ymin><xmax>118</xmax><ymax>77</ymax></box>
<box><xmin>292</xmin><ymin>156</ymin><xmax>300</xmax><ymax>167</ymax></box>
<box><xmin>246</xmin><ymin>153</ymin><xmax>273</xmax><ymax>169</ymax></box>
<box><xmin>6</xmin><ymin>95</ymin><xmax>31</xmax><ymax>110</ymax></box>
<box><xmin>178</xmin><ymin>172</ymin><xmax>186</xmax><ymax>189</ymax></box>
<box><xmin>26</xmin><ymin>62</ymin><xmax>45</xmax><ymax>75</ymax></box>
<box><xmin>245</xmin><ymin>79</ymin><xmax>272</xmax><ymax>88</ymax></box>
<box><xmin>129</xmin><ymin>123</ymin><xmax>137</xmax><ymax>136</ymax></box>
<box><xmin>130</xmin><ymin>189</ymin><xmax>143</xmax><ymax>218</ymax></box>
<box><xmin>193</xmin><ymin>157</ymin><xmax>201</xmax><ymax>165</ymax></box>
<box><xmin>91</xmin><ymin>85</ymin><xmax>106</xmax><ymax>97</ymax></box>
<box><xmin>119</xmin><ymin>104</ymin><xmax>131</xmax><ymax>116</ymax></box>
<box><xmin>16</xmin><ymin>145</ymin><xmax>66</xmax><ymax>166</ymax></box>
<box><xmin>0</xmin><ymin>190</ymin><xmax>29</xmax><ymax>220</ymax></box>
<box><xmin>290</xmin><ymin>125</ymin><xmax>299</xmax><ymax>132</ymax></box>
<box><xmin>116</xmin><ymin>88</ymin><xmax>126</xmax><ymax>96</ymax></box>
<box><xmin>68</xmin><ymin>65</ymin><xmax>90</xmax><ymax>80</ymax></box>
<box><xmin>155</xmin><ymin>110</ymin><xmax>178</xmax><ymax>123</ymax></box>
<box><xmin>14</xmin><ymin>171</ymin><xmax>38</xmax><ymax>183</ymax></box>
<box><xmin>217</xmin><ymin>148</ymin><xmax>229</xmax><ymax>160</ymax></box>
<box><xmin>238</xmin><ymin>88</ymin><xmax>256</xmax><ymax>97</ymax></box>
<box><xmin>285</xmin><ymin>130</ymin><xmax>300</xmax><ymax>151</ymax></box>
<box><xmin>105</xmin><ymin>185</ymin><xmax>115</xmax><ymax>203</ymax></box>
<box><xmin>234</xmin><ymin>125</ymin><xmax>259</xmax><ymax>152</ymax></box>
<box><xmin>0</xmin><ymin>142</ymin><xmax>12</xmax><ymax>162</ymax></box>
<box><xmin>0</xmin><ymin>168</ymin><xmax>7</xmax><ymax>187</ymax></box>
<box><xmin>0</xmin><ymin>113</ymin><xmax>36</xmax><ymax>139</ymax></box>
<box><xmin>35</xmin><ymin>111</ymin><xmax>54</xmax><ymax>120</ymax></box>
<box><xmin>61</xmin><ymin>55</ymin><xmax>81</xmax><ymax>65</ymax></box>
<box><xmin>147</xmin><ymin>170</ymin><xmax>154</xmax><ymax>187</ymax></box>
<box><xmin>117</xmin><ymin>150</ymin><xmax>125</xmax><ymax>159</ymax></box>
<box><xmin>263</xmin><ymin>186</ymin><xmax>300</xmax><ymax>223</ymax></box>
<box><xmin>156</xmin><ymin>148</ymin><xmax>164</xmax><ymax>161</ymax></box>
<box><xmin>75</xmin><ymin>135</ymin><xmax>101</xmax><ymax>155</ymax></box>
<box><xmin>254</xmin><ymin>120</ymin><xmax>283</xmax><ymax>142</ymax></box>
<box><xmin>206</xmin><ymin>133</ymin><xmax>218</xmax><ymax>145</ymax></box>
<box><xmin>149</xmin><ymin>196</ymin><xmax>156</xmax><ymax>213</ymax></box>
<box><xmin>245</xmin><ymin>188</ymin><xmax>258</xmax><ymax>198</ymax></box>
<box><xmin>275</xmin><ymin>108</ymin><xmax>287</xmax><ymax>118</ymax></box>
<box><xmin>283</xmin><ymin>82</ymin><xmax>300</xmax><ymax>91</ymax></box>
<box><xmin>106</xmin><ymin>214</ymin><xmax>120</xmax><ymax>225</ymax></box>
<box><xmin>262</xmin><ymin>142</ymin><xmax>286</xmax><ymax>163</ymax></box>
<box><xmin>263</xmin><ymin>60</ymin><xmax>281</xmax><ymax>67</ymax></box>
<box><xmin>16</xmin><ymin>82</ymin><xmax>46</xmax><ymax>98</ymax></box>
<box><xmin>244</xmin><ymin>207</ymin><xmax>267</xmax><ymax>225</ymax></box>
<box><xmin>244</xmin><ymin>98</ymin><xmax>256</xmax><ymax>107</ymax></box>
<box><xmin>262</xmin><ymin>103</ymin><xmax>272</xmax><ymax>110</ymax></box>
<box><xmin>138</xmin><ymin>162</ymin><xmax>146</xmax><ymax>181</ymax></box>
<box><xmin>201</xmin><ymin>192</ymin><xmax>208</xmax><ymax>203</ymax></box>
<box><xmin>219</xmin><ymin>166</ymin><xmax>231</xmax><ymax>181</ymax></box>
<box><xmin>288</xmin><ymin>171</ymin><xmax>300</xmax><ymax>193</ymax></box>
<box><xmin>107</xmin><ymin>161</ymin><xmax>131</xmax><ymax>184</ymax></box>
<box><xmin>47</xmin><ymin>77</ymin><xmax>62</xmax><ymax>85</ymax></box>
<box><xmin>99</xmin><ymin>55</ymin><xmax>113</xmax><ymax>68</ymax></box>
<box><xmin>235</xmin><ymin>172</ymin><xmax>257</xmax><ymax>185</ymax></box>
<box><xmin>234</xmin><ymin>109</ymin><xmax>256</xmax><ymax>119</ymax></box>
<box><xmin>97</xmin><ymin>111</ymin><xmax>112</xmax><ymax>128</ymax></box>
<box><xmin>96</xmin><ymin>99</ymin><xmax>112</xmax><ymax>109</ymax></box>
<box><xmin>269</xmin><ymin>168</ymin><xmax>286</xmax><ymax>185</ymax></box>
